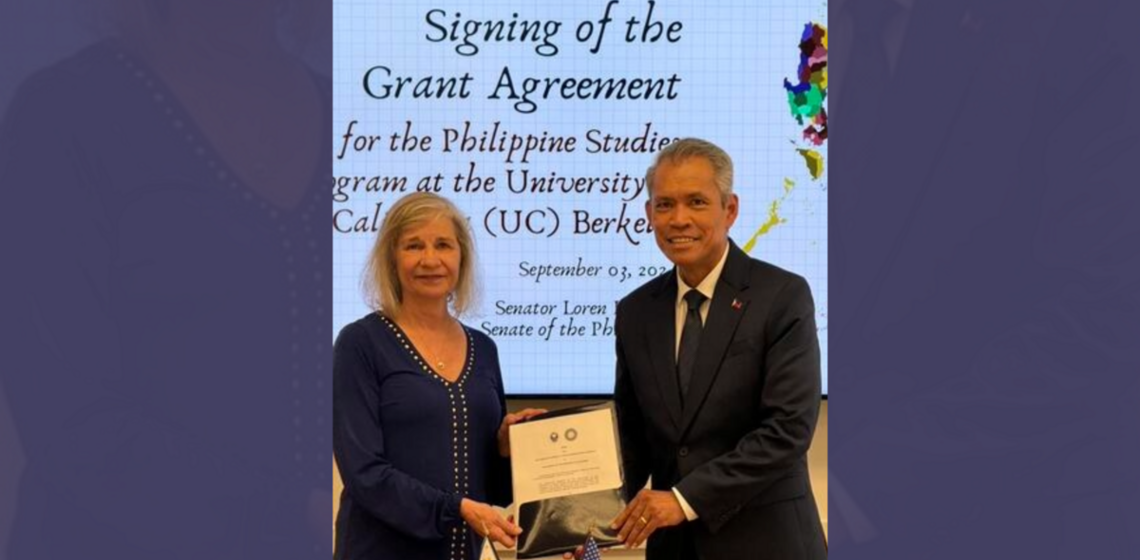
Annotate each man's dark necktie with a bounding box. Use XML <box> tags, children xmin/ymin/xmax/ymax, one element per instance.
<box><xmin>677</xmin><ymin>290</ymin><xmax>707</xmax><ymax>400</ymax></box>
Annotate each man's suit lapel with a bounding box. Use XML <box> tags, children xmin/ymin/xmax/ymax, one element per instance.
<box><xmin>680</xmin><ymin>243</ymin><xmax>751</xmax><ymax>438</ymax></box>
<box><xmin>646</xmin><ymin>272</ymin><xmax>683</xmax><ymax>433</ymax></box>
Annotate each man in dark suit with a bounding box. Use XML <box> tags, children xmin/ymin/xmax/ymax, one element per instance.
<box><xmin>610</xmin><ymin>138</ymin><xmax>826</xmax><ymax>560</ymax></box>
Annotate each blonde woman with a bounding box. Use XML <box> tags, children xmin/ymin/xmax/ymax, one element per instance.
<box><xmin>334</xmin><ymin>193</ymin><xmax>542</xmax><ymax>560</ymax></box>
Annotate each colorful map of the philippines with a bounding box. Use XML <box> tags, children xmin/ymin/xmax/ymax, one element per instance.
<box><xmin>745</xmin><ymin>22</ymin><xmax>827</xmax><ymax>252</ymax></box>
<box><xmin>744</xmin><ymin>21</ymin><xmax>828</xmax><ymax>367</ymax></box>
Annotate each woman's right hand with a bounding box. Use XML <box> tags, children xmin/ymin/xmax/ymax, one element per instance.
<box><xmin>460</xmin><ymin>498</ymin><xmax>522</xmax><ymax>548</ymax></box>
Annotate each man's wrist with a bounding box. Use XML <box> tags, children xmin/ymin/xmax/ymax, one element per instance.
<box><xmin>671</xmin><ymin>487</ymin><xmax>699</xmax><ymax>521</ymax></box>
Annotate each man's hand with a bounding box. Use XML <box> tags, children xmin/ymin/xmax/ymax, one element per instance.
<box><xmin>611</xmin><ymin>489</ymin><xmax>687</xmax><ymax>548</ymax></box>
<box><xmin>460</xmin><ymin>498</ymin><xmax>521</xmax><ymax>548</ymax></box>
<box><xmin>497</xmin><ymin>408</ymin><xmax>547</xmax><ymax>457</ymax></box>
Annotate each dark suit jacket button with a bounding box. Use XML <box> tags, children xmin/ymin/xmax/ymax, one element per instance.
<box><xmin>678</xmin><ymin>447</ymin><xmax>689</xmax><ymax>457</ymax></box>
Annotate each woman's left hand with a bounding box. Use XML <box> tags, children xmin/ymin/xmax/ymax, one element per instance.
<box><xmin>497</xmin><ymin>408</ymin><xmax>547</xmax><ymax>457</ymax></box>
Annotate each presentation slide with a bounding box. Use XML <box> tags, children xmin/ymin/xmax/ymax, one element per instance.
<box><xmin>333</xmin><ymin>0</ymin><xmax>828</xmax><ymax>395</ymax></box>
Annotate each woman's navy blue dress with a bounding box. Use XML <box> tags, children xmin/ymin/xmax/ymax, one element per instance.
<box><xmin>333</xmin><ymin>313</ymin><xmax>512</xmax><ymax>560</ymax></box>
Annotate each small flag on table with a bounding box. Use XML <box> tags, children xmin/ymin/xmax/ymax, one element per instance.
<box><xmin>581</xmin><ymin>535</ymin><xmax>602</xmax><ymax>560</ymax></box>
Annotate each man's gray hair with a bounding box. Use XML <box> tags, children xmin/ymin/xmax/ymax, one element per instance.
<box><xmin>645</xmin><ymin>138</ymin><xmax>734</xmax><ymax>205</ymax></box>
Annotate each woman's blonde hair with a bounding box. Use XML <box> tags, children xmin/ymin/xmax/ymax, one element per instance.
<box><xmin>364</xmin><ymin>192</ymin><xmax>478</xmax><ymax>318</ymax></box>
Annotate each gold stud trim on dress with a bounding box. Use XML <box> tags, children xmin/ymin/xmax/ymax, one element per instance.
<box><xmin>380</xmin><ymin>314</ymin><xmax>479</xmax><ymax>557</ymax></box>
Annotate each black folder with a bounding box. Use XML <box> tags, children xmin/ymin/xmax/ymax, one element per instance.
<box><xmin>512</xmin><ymin>402</ymin><xmax>626</xmax><ymax>558</ymax></box>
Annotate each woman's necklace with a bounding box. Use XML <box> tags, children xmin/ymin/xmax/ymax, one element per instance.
<box><xmin>402</xmin><ymin>317</ymin><xmax>454</xmax><ymax>372</ymax></box>
<box><xmin>423</xmin><ymin>340</ymin><xmax>447</xmax><ymax>371</ymax></box>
